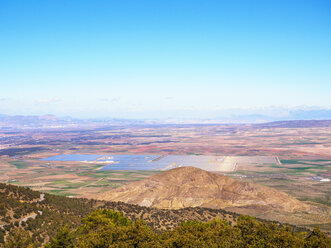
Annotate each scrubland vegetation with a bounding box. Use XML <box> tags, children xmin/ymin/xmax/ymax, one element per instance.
<box><xmin>30</xmin><ymin>209</ymin><xmax>331</xmax><ymax>248</ymax></box>
<box><xmin>1</xmin><ymin>183</ymin><xmax>330</xmax><ymax>247</ymax></box>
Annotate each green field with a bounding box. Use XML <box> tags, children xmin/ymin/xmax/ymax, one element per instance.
<box><xmin>8</xmin><ymin>160</ymin><xmax>31</xmax><ymax>169</ymax></box>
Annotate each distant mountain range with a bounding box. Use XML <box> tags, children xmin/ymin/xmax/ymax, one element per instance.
<box><xmin>0</xmin><ymin>110</ymin><xmax>330</xmax><ymax>129</ymax></box>
<box><xmin>254</xmin><ymin>119</ymin><xmax>331</xmax><ymax>128</ymax></box>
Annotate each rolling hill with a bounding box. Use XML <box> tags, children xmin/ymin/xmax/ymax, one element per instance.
<box><xmin>89</xmin><ymin>167</ymin><xmax>309</xmax><ymax>211</ymax></box>
<box><xmin>88</xmin><ymin>167</ymin><xmax>331</xmax><ymax>228</ymax></box>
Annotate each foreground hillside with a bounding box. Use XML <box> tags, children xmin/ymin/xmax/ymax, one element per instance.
<box><xmin>1</xmin><ymin>183</ymin><xmax>330</xmax><ymax>247</ymax></box>
<box><xmin>2</xmin><ymin>183</ymin><xmax>329</xmax><ymax>247</ymax></box>
<box><xmin>0</xmin><ymin>183</ymin><xmax>241</xmax><ymax>247</ymax></box>
<box><xmin>42</xmin><ymin>209</ymin><xmax>330</xmax><ymax>248</ymax></box>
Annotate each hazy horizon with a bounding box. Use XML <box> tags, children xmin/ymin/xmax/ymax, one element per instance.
<box><xmin>1</xmin><ymin>106</ymin><xmax>331</xmax><ymax>124</ymax></box>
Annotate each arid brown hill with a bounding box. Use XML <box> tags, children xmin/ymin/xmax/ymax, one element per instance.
<box><xmin>89</xmin><ymin>167</ymin><xmax>309</xmax><ymax>213</ymax></box>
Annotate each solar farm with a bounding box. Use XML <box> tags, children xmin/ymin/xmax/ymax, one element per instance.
<box><xmin>41</xmin><ymin>154</ymin><xmax>281</xmax><ymax>172</ymax></box>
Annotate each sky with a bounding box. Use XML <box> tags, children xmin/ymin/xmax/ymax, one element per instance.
<box><xmin>0</xmin><ymin>0</ymin><xmax>330</xmax><ymax>118</ymax></box>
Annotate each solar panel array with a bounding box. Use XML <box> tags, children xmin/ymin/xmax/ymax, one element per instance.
<box><xmin>41</xmin><ymin>154</ymin><xmax>102</xmax><ymax>162</ymax></box>
<box><xmin>151</xmin><ymin>155</ymin><xmax>222</xmax><ymax>171</ymax></box>
<box><xmin>40</xmin><ymin>154</ymin><xmax>279</xmax><ymax>171</ymax></box>
<box><xmin>101</xmin><ymin>155</ymin><xmax>160</xmax><ymax>170</ymax></box>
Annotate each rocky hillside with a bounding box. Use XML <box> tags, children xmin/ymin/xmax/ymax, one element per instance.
<box><xmin>90</xmin><ymin>167</ymin><xmax>309</xmax><ymax>212</ymax></box>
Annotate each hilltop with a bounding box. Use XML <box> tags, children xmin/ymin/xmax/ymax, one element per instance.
<box><xmin>88</xmin><ymin>167</ymin><xmax>331</xmax><ymax>227</ymax></box>
<box><xmin>90</xmin><ymin>167</ymin><xmax>308</xmax><ymax>212</ymax></box>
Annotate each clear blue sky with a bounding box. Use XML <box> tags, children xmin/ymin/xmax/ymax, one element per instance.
<box><xmin>0</xmin><ymin>0</ymin><xmax>330</xmax><ymax>118</ymax></box>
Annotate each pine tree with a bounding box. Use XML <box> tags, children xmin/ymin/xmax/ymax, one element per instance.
<box><xmin>45</xmin><ymin>225</ymin><xmax>74</xmax><ymax>248</ymax></box>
